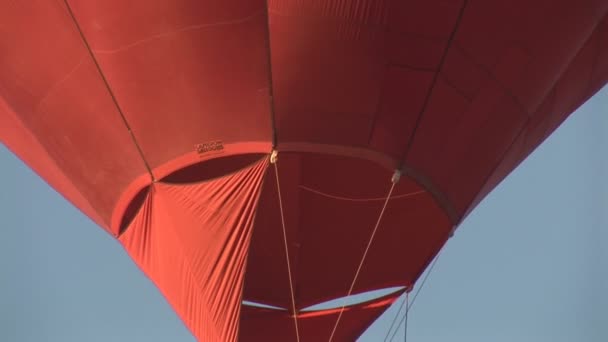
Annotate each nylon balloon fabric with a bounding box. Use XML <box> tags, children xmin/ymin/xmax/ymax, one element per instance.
<box><xmin>119</xmin><ymin>158</ymin><xmax>269</xmax><ymax>341</ymax></box>
<box><xmin>1</xmin><ymin>0</ymin><xmax>608</xmax><ymax>341</ymax></box>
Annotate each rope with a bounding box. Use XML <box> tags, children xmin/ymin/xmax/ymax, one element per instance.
<box><xmin>383</xmin><ymin>292</ymin><xmax>407</xmax><ymax>342</ymax></box>
<box><xmin>404</xmin><ymin>292</ymin><xmax>409</xmax><ymax>342</ymax></box>
<box><xmin>328</xmin><ymin>179</ymin><xmax>398</xmax><ymax>342</ymax></box>
<box><xmin>272</xmin><ymin>155</ymin><xmax>300</xmax><ymax>342</ymax></box>
<box><xmin>384</xmin><ymin>248</ymin><xmax>444</xmax><ymax>342</ymax></box>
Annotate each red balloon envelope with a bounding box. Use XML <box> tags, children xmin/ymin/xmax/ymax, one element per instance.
<box><xmin>1</xmin><ymin>1</ymin><xmax>607</xmax><ymax>341</ymax></box>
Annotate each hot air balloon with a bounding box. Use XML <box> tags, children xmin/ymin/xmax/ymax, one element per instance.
<box><xmin>1</xmin><ymin>0</ymin><xmax>607</xmax><ymax>341</ymax></box>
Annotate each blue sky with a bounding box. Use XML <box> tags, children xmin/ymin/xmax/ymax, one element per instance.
<box><xmin>1</xmin><ymin>85</ymin><xmax>606</xmax><ymax>341</ymax></box>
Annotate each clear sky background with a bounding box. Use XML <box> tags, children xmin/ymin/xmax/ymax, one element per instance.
<box><xmin>1</xmin><ymin>85</ymin><xmax>606</xmax><ymax>342</ymax></box>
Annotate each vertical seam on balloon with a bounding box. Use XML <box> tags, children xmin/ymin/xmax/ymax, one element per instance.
<box><xmin>62</xmin><ymin>0</ymin><xmax>155</xmax><ymax>182</ymax></box>
<box><xmin>263</xmin><ymin>0</ymin><xmax>279</xmax><ymax>147</ymax></box>
<box><xmin>366</xmin><ymin>1</ymin><xmax>398</xmax><ymax>147</ymax></box>
<box><xmin>398</xmin><ymin>0</ymin><xmax>469</xmax><ymax>166</ymax></box>
<box><xmin>366</xmin><ymin>61</ymin><xmax>390</xmax><ymax>146</ymax></box>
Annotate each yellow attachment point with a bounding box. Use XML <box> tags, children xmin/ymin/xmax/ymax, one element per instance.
<box><xmin>270</xmin><ymin>150</ymin><xmax>278</xmax><ymax>164</ymax></box>
<box><xmin>391</xmin><ymin>170</ymin><xmax>401</xmax><ymax>184</ymax></box>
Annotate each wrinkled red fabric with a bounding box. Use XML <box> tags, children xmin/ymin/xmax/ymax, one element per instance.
<box><xmin>1</xmin><ymin>1</ymin><xmax>608</xmax><ymax>340</ymax></box>
<box><xmin>119</xmin><ymin>158</ymin><xmax>268</xmax><ymax>341</ymax></box>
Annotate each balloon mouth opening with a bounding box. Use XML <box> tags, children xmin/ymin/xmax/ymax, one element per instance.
<box><xmin>241</xmin><ymin>287</ymin><xmax>404</xmax><ymax>319</ymax></box>
<box><xmin>118</xmin><ymin>153</ymin><xmax>267</xmax><ymax>235</ymax></box>
<box><xmin>242</xmin><ymin>300</ymin><xmax>287</xmax><ymax>310</ymax></box>
<box><xmin>300</xmin><ymin>286</ymin><xmax>405</xmax><ymax>312</ymax></box>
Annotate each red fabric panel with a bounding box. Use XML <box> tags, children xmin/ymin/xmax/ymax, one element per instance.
<box><xmin>244</xmin><ymin>154</ymin><xmax>451</xmax><ymax>309</ymax></box>
<box><xmin>119</xmin><ymin>158</ymin><xmax>268</xmax><ymax>341</ymax></box>
<box><xmin>269</xmin><ymin>0</ymin><xmax>385</xmax><ymax>147</ymax></box>
<box><xmin>463</xmin><ymin>15</ymin><xmax>608</xmax><ymax>220</ymax></box>
<box><xmin>589</xmin><ymin>17</ymin><xmax>608</xmax><ymax>93</ymax></box>
<box><xmin>3</xmin><ymin>0</ymin><xmax>606</xmax><ymax>229</ymax></box>
<box><xmin>368</xmin><ymin>68</ymin><xmax>433</xmax><ymax>158</ymax></box>
<box><xmin>1</xmin><ymin>1</ymin><xmax>608</xmax><ymax>339</ymax></box>
<box><xmin>0</xmin><ymin>1</ymin><xmax>147</xmax><ymax>229</ymax></box>
<box><xmin>0</xmin><ymin>99</ymin><xmax>104</xmax><ymax>227</ymax></box>
<box><xmin>239</xmin><ymin>292</ymin><xmax>402</xmax><ymax>341</ymax></box>
<box><xmin>453</xmin><ymin>1</ymin><xmax>607</xmax><ymax>112</ymax></box>
<box><xmin>269</xmin><ymin>0</ymin><xmax>463</xmax><ymax>150</ymax></box>
<box><xmin>66</xmin><ymin>0</ymin><xmax>273</xmax><ymax>174</ymax></box>
<box><xmin>405</xmin><ymin>2</ymin><xmax>608</xmax><ymax>218</ymax></box>
<box><xmin>268</xmin><ymin>0</ymin><xmax>608</xmax><ymax>223</ymax></box>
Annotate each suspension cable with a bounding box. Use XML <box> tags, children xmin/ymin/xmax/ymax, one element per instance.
<box><xmin>271</xmin><ymin>151</ymin><xmax>300</xmax><ymax>342</ymax></box>
<box><xmin>404</xmin><ymin>292</ymin><xmax>409</xmax><ymax>342</ymax></box>
<box><xmin>328</xmin><ymin>170</ymin><xmax>401</xmax><ymax>342</ymax></box>
<box><xmin>385</xmin><ymin>247</ymin><xmax>444</xmax><ymax>342</ymax></box>
<box><xmin>384</xmin><ymin>292</ymin><xmax>407</xmax><ymax>342</ymax></box>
